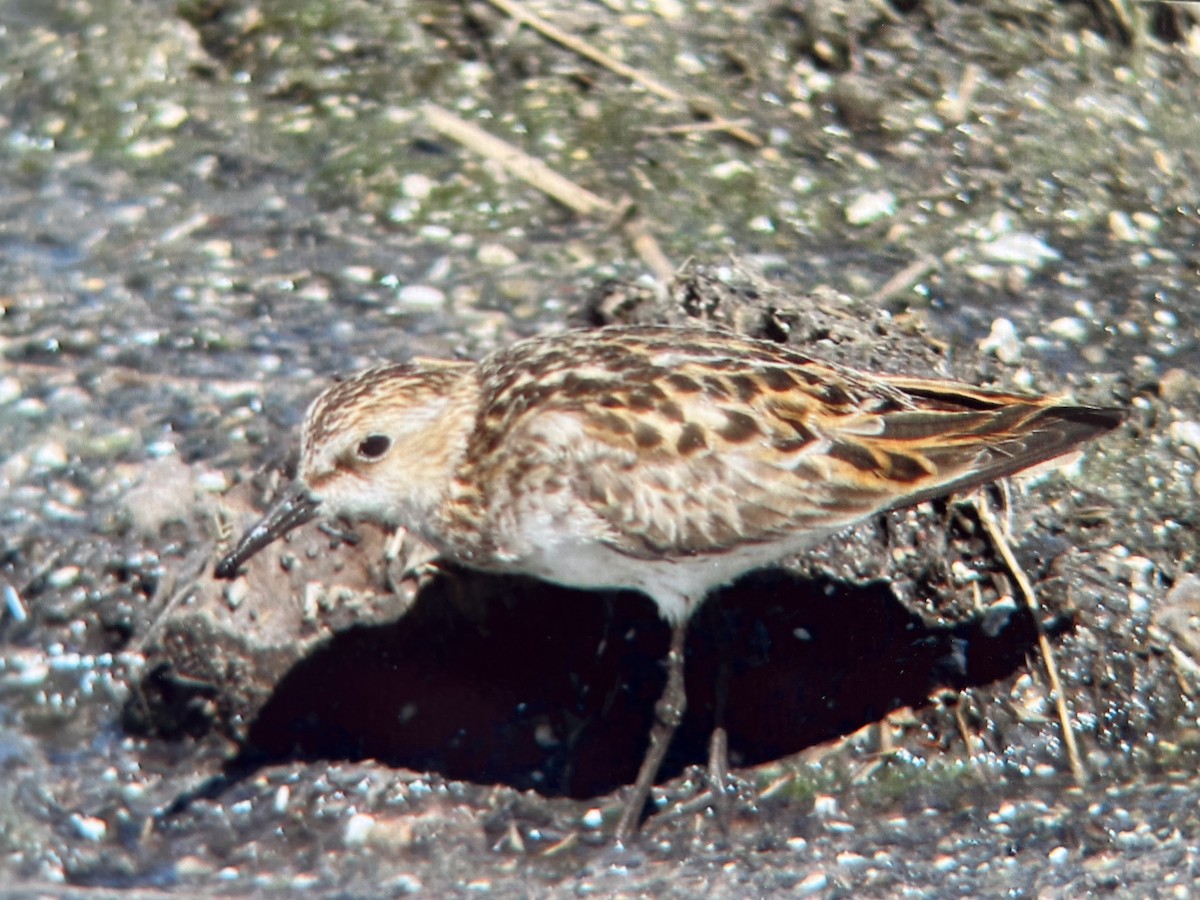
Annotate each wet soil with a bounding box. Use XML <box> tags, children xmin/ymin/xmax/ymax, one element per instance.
<box><xmin>2</xmin><ymin>1</ymin><xmax>1199</xmax><ymax>896</ymax></box>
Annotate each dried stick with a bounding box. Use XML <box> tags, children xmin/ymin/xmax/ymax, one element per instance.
<box><xmin>971</xmin><ymin>493</ymin><xmax>1088</xmax><ymax>786</ymax></box>
<box><xmin>483</xmin><ymin>0</ymin><xmax>762</xmax><ymax>147</ymax></box>
<box><xmin>422</xmin><ymin>103</ymin><xmax>674</xmax><ymax>280</ymax></box>
<box><xmin>870</xmin><ymin>254</ymin><xmax>940</xmax><ymax>306</ymax></box>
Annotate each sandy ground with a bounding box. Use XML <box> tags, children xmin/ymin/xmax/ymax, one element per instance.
<box><xmin>1</xmin><ymin>1</ymin><xmax>1199</xmax><ymax>896</ymax></box>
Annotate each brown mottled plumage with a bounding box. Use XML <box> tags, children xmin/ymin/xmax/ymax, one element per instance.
<box><xmin>215</xmin><ymin>325</ymin><xmax>1123</xmax><ymax>841</ymax></box>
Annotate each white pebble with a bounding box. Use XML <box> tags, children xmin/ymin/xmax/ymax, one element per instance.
<box><xmin>711</xmin><ymin>159</ymin><xmax>752</xmax><ymax>180</ymax></box>
<box><xmin>845</xmin><ymin>190</ymin><xmax>896</xmax><ymax>226</ymax></box>
<box><xmin>1047</xmin><ymin>316</ymin><xmax>1089</xmax><ymax>343</ymax></box>
<box><xmin>0</xmin><ymin>377</ymin><xmax>21</xmax><ymax>404</ymax></box>
<box><xmin>396</xmin><ymin>284</ymin><xmax>445</xmax><ymax>309</ymax></box>
<box><xmin>46</xmin><ymin>566</ymin><xmax>80</xmax><ymax>589</ymax></box>
<box><xmin>477</xmin><ymin>243</ymin><xmax>519</xmax><ymax>267</ymax></box>
<box><xmin>796</xmin><ymin>871</ymin><xmax>828</xmax><ymax>895</ymax></box>
<box><xmin>979</xmin><ymin>317</ymin><xmax>1021</xmax><ymax>364</ymax></box>
<box><xmin>3</xmin><ymin>584</ymin><xmax>27</xmax><ymax>623</ymax></box>
<box><xmin>979</xmin><ymin>232</ymin><xmax>1060</xmax><ymax>267</ymax></box>
<box><xmin>812</xmin><ymin>794</ymin><xmax>839</xmax><ymax>818</ymax></box>
<box><xmin>389</xmin><ymin>874</ymin><xmax>423</xmax><ymax>894</ymax></box>
<box><xmin>581</xmin><ymin>808</ymin><xmax>604</xmax><ymax>829</ymax></box>
<box><xmin>70</xmin><ymin>814</ymin><xmax>107</xmax><ymax>842</ymax></box>
<box><xmin>196</xmin><ymin>470</ymin><xmax>230</xmax><ymax>493</ymax></box>
<box><xmin>675</xmin><ymin>51</ymin><xmax>705</xmax><ymax>76</ymax></box>
<box><xmin>400</xmin><ymin>173</ymin><xmax>436</xmax><ymax>200</ymax></box>
<box><xmin>990</xmin><ymin>800</ymin><xmax>1018</xmax><ymax>822</ymax></box>
<box><xmin>418</xmin><ymin>224</ymin><xmax>453</xmax><ymax>241</ymax></box>
<box><xmin>836</xmin><ymin>851</ymin><xmax>869</xmax><ymax>870</ymax></box>
<box><xmin>1108</xmin><ymin>210</ymin><xmax>1139</xmax><ymax>243</ymax></box>
<box><xmin>1170</xmin><ymin>421</ymin><xmax>1200</xmax><ymax>453</ymax></box>
<box><xmin>224</xmin><ymin>579</ymin><xmax>248</xmax><ymax>610</ymax></box>
<box><xmin>344</xmin><ymin>812</ymin><xmax>376</xmax><ymax>846</ymax></box>
<box><xmin>790</xmin><ymin>174</ymin><xmax>815</xmax><ymax>193</ymax></box>
<box><xmin>127</xmin><ymin>137</ymin><xmax>173</xmax><ymax>159</ymax></box>
<box><xmin>33</xmin><ymin>442</ymin><xmax>69</xmax><ymax>469</ymax></box>
<box><xmin>152</xmin><ymin>101</ymin><xmax>189</xmax><ymax>129</ymax></box>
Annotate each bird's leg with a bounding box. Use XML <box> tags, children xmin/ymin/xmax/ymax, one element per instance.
<box><xmin>614</xmin><ymin>618</ymin><xmax>689</xmax><ymax>844</ymax></box>
<box><xmin>694</xmin><ymin>597</ymin><xmax>735</xmax><ymax>834</ymax></box>
<box><xmin>706</xmin><ymin>650</ymin><xmax>734</xmax><ymax>829</ymax></box>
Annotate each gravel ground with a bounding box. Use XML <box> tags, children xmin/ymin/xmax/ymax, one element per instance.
<box><xmin>2</xmin><ymin>1</ymin><xmax>1199</xmax><ymax>896</ymax></box>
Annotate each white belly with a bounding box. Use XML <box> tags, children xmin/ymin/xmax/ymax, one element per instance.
<box><xmin>508</xmin><ymin>521</ymin><xmax>833</xmax><ymax>625</ymax></box>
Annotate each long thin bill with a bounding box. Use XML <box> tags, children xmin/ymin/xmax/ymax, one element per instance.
<box><xmin>214</xmin><ymin>482</ymin><xmax>320</xmax><ymax>579</ymax></box>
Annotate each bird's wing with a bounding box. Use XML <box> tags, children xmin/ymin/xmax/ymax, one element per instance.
<box><xmin>471</xmin><ymin>327</ymin><xmax>1122</xmax><ymax>561</ymax></box>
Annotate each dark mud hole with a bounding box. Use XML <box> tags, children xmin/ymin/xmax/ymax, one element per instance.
<box><xmin>142</xmin><ymin>550</ymin><xmax>1050</xmax><ymax>810</ymax></box>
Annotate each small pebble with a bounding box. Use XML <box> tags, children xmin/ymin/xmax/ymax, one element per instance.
<box><xmin>812</xmin><ymin>795</ymin><xmax>839</xmax><ymax>818</ymax></box>
<box><xmin>70</xmin><ymin>814</ymin><xmax>107</xmax><ymax>842</ymax></box>
<box><xmin>979</xmin><ymin>232</ymin><xmax>1060</xmax><ymax>267</ymax></box>
<box><xmin>400</xmin><ymin>173</ymin><xmax>436</xmax><ymax>200</ymax></box>
<box><xmin>0</xmin><ymin>377</ymin><xmax>21</xmax><ymax>404</ymax></box>
<box><xmin>33</xmin><ymin>443</ymin><xmax>70</xmax><ymax>469</ymax></box>
<box><xmin>1108</xmin><ymin>210</ymin><xmax>1139</xmax><ymax>243</ymax></box>
<box><xmin>127</xmin><ymin>137</ymin><xmax>173</xmax><ymax>158</ymax></box>
<box><xmin>224</xmin><ymin>579</ymin><xmax>248</xmax><ymax>610</ymax></box>
<box><xmin>477</xmin><ymin>243</ymin><xmax>519</xmax><ymax>267</ymax></box>
<box><xmin>836</xmin><ymin>851</ymin><xmax>869</xmax><ymax>870</ymax></box>
<box><xmin>46</xmin><ymin>566</ymin><xmax>81</xmax><ymax>589</ymax></box>
<box><xmin>1047</xmin><ymin>316</ymin><xmax>1089</xmax><ymax>343</ymax></box>
<box><xmin>387</xmin><ymin>874</ymin><xmax>423</xmax><ymax>895</ymax></box>
<box><xmin>845</xmin><ymin>190</ymin><xmax>896</xmax><ymax>226</ymax></box>
<box><xmin>711</xmin><ymin>159</ymin><xmax>752</xmax><ymax>180</ymax></box>
<box><xmin>1170</xmin><ymin>421</ymin><xmax>1200</xmax><ymax>454</ymax></box>
<box><xmin>979</xmin><ymin>317</ymin><xmax>1021</xmax><ymax>364</ymax></box>
<box><xmin>675</xmin><ymin>51</ymin><xmax>705</xmax><ymax>76</ymax></box>
<box><xmin>796</xmin><ymin>871</ymin><xmax>828</xmax><ymax>895</ymax></box>
<box><xmin>3</xmin><ymin>584</ymin><xmax>28</xmax><ymax>623</ymax></box>
<box><xmin>344</xmin><ymin>812</ymin><xmax>376</xmax><ymax>846</ymax></box>
<box><xmin>152</xmin><ymin>101</ymin><xmax>189</xmax><ymax>129</ymax></box>
<box><xmin>396</xmin><ymin>284</ymin><xmax>445</xmax><ymax>309</ymax></box>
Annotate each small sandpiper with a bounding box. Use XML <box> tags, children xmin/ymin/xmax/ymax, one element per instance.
<box><xmin>216</xmin><ymin>324</ymin><xmax>1123</xmax><ymax>842</ymax></box>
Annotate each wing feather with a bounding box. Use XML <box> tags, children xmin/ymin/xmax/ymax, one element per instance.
<box><xmin>466</xmin><ymin>326</ymin><xmax>1122</xmax><ymax>563</ymax></box>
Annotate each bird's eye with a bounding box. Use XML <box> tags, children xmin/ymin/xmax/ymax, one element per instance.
<box><xmin>355</xmin><ymin>434</ymin><xmax>392</xmax><ymax>461</ymax></box>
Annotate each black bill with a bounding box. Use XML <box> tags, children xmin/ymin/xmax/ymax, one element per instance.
<box><xmin>214</xmin><ymin>482</ymin><xmax>321</xmax><ymax>579</ymax></box>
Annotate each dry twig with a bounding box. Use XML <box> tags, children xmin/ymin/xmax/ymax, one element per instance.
<box><xmin>971</xmin><ymin>492</ymin><xmax>1088</xmax><ymax>786</ymax></box>
<box><xmin>422</xmin><ymin>103</ymin><xmax>674</xmax><ymax>280</ymax></box>
<box><xmin>483</xmin><ymin>0</ymin><xmax>762</xmax><ymax>147</ymax></box>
